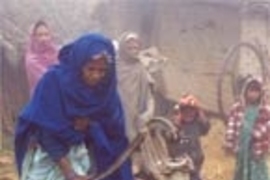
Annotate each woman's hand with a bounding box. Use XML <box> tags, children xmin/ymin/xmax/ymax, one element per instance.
<box><xmin>73</xmin><ymin>117</ymin><xmax>90</xmax><ymax>132</ymax></box>
<box><xmin>57</xmin><ymin>157</ymin><xmax>84</xmax><ymax>180</ymax></box>
<box><xmin>223</xmin><ymin>145</ymin><xmax>235</xmax><ymax>156</ymax></box>
<box><xmin>253</xmin><ymin>153</ymin><xmax>264</xmax><ymax>161</ymax></box>
<box><xmin>68</xmin><ymin>175</ymin><xmax>89</xmax><ymax>180</ymax></box>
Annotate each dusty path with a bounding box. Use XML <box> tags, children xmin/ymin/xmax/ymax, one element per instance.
<box><xmin>0</xmin><ymin>151</ymin><xmax>17</xmax><ymax>180</ymax></box>
<box><xmin>201</xmin><ymin>119</ymin><xmax>235</xmax><ymax>180</ymax></box>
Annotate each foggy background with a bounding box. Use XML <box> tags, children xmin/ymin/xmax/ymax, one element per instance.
<box><xmin>2</xmin><ymin>0</ymin><xmax>270</xmax><ymax>139</ymax></box>
<box><xmin>2</xmin><ymin>0</ymin><xmax>270</xmax><ymax>135</ymax></box>
<box><xmin>0</xmin><ymin>0</ymin><xmax>243</xmax><ymax>115</ymax></box>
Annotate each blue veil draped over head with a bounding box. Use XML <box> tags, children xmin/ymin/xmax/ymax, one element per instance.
<box><xmin>15</xmin><ymin>33</ymin><xmax>132</xmax><ymax>180</ymax></box>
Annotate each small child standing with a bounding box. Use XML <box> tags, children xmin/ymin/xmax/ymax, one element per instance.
<box><xmin>224</xmin><ymin>77</ymin><xmax>270</xmax><ymax>180</ymax></box>
<box><xmin>168</xmin><ymin>94</ymin><xmax>210</xmax><ymax>180</ymax></box>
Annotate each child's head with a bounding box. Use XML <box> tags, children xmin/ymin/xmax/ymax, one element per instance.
<box><xmin>177</xmin><ymin>94</ymin><xmax>199</xmax><ymax>122</ymax></box>
<box><xmin>244</xmin><ymin>79</ymin><xmax>262</xmax><ymax>105</ymax></box>
<box><xmin>180</xmin><ymin>105</ymin><xmax>198</xmax><ymax>122</ymax></box>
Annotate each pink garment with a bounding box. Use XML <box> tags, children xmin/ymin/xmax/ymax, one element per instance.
<box><xmin>25</xmin><ymin>25</ymin><xmax>58</xmax><ymax>95</ymax></box>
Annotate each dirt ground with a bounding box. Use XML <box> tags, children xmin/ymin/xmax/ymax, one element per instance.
<box><xmin>0</xmin><ymin>119</ymin><xmax>269</xmax><ymax>180</ymax></box>
<box><xmin>201</xmin><ymin>119</ymin><xmax>235</xmax><ymax>180</ymax></box>
<box><xmin>0</xmin><ymin>151</ymin><xmax>17</xmax><ymax>180</ymax></box>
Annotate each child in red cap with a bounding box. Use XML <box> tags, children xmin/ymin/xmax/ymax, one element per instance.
<box><xmin>168</xmin><ymin>94</ymin><xmax>210</xmax><ymax>180</ymax></box>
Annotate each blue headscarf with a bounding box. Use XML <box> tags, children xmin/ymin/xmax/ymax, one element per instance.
<box><xmin>15</xmin><ymin>33</ymin><xmax>132</xmax><ymax>180</ymax></box>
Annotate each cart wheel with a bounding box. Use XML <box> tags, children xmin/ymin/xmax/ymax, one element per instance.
<box><xmin>217</xmin><ymin>42</ymin><xmax>269</xmax><ymax>118</ymax></box>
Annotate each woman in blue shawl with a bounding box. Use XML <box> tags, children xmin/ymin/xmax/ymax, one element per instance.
<box><xmin>15</xmin><ymin>33</ymin><xmax>133</xmax><ymax>180</ymax></box>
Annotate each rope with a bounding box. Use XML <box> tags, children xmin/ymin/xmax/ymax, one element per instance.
<box><xmin>90</xmin><ymin>132</ymin><xmax>145</xmax><ymax>180</ymax></box>
<box><xmin>89</xmin><ymin>117</ymin><xmax>177</xmax><ymax>180</ymax></box>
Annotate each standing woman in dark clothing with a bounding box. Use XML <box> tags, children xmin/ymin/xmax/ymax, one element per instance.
<box><xmin>15</xmin><ymin>33</ymin><xmax>133</xmax><ymax>180</ymax></box>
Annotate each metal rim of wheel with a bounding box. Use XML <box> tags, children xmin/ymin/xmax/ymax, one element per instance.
<box><xmin>217</xmin><ymin>42</ymin><xmax>269</xmax><ymax>118</ymax></box>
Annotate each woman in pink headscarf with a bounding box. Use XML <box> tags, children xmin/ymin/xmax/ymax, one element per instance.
<box><xmin>25</xmin><ymin>20</ymin><xmax>58</xmax><ymax>95</ymax></box>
